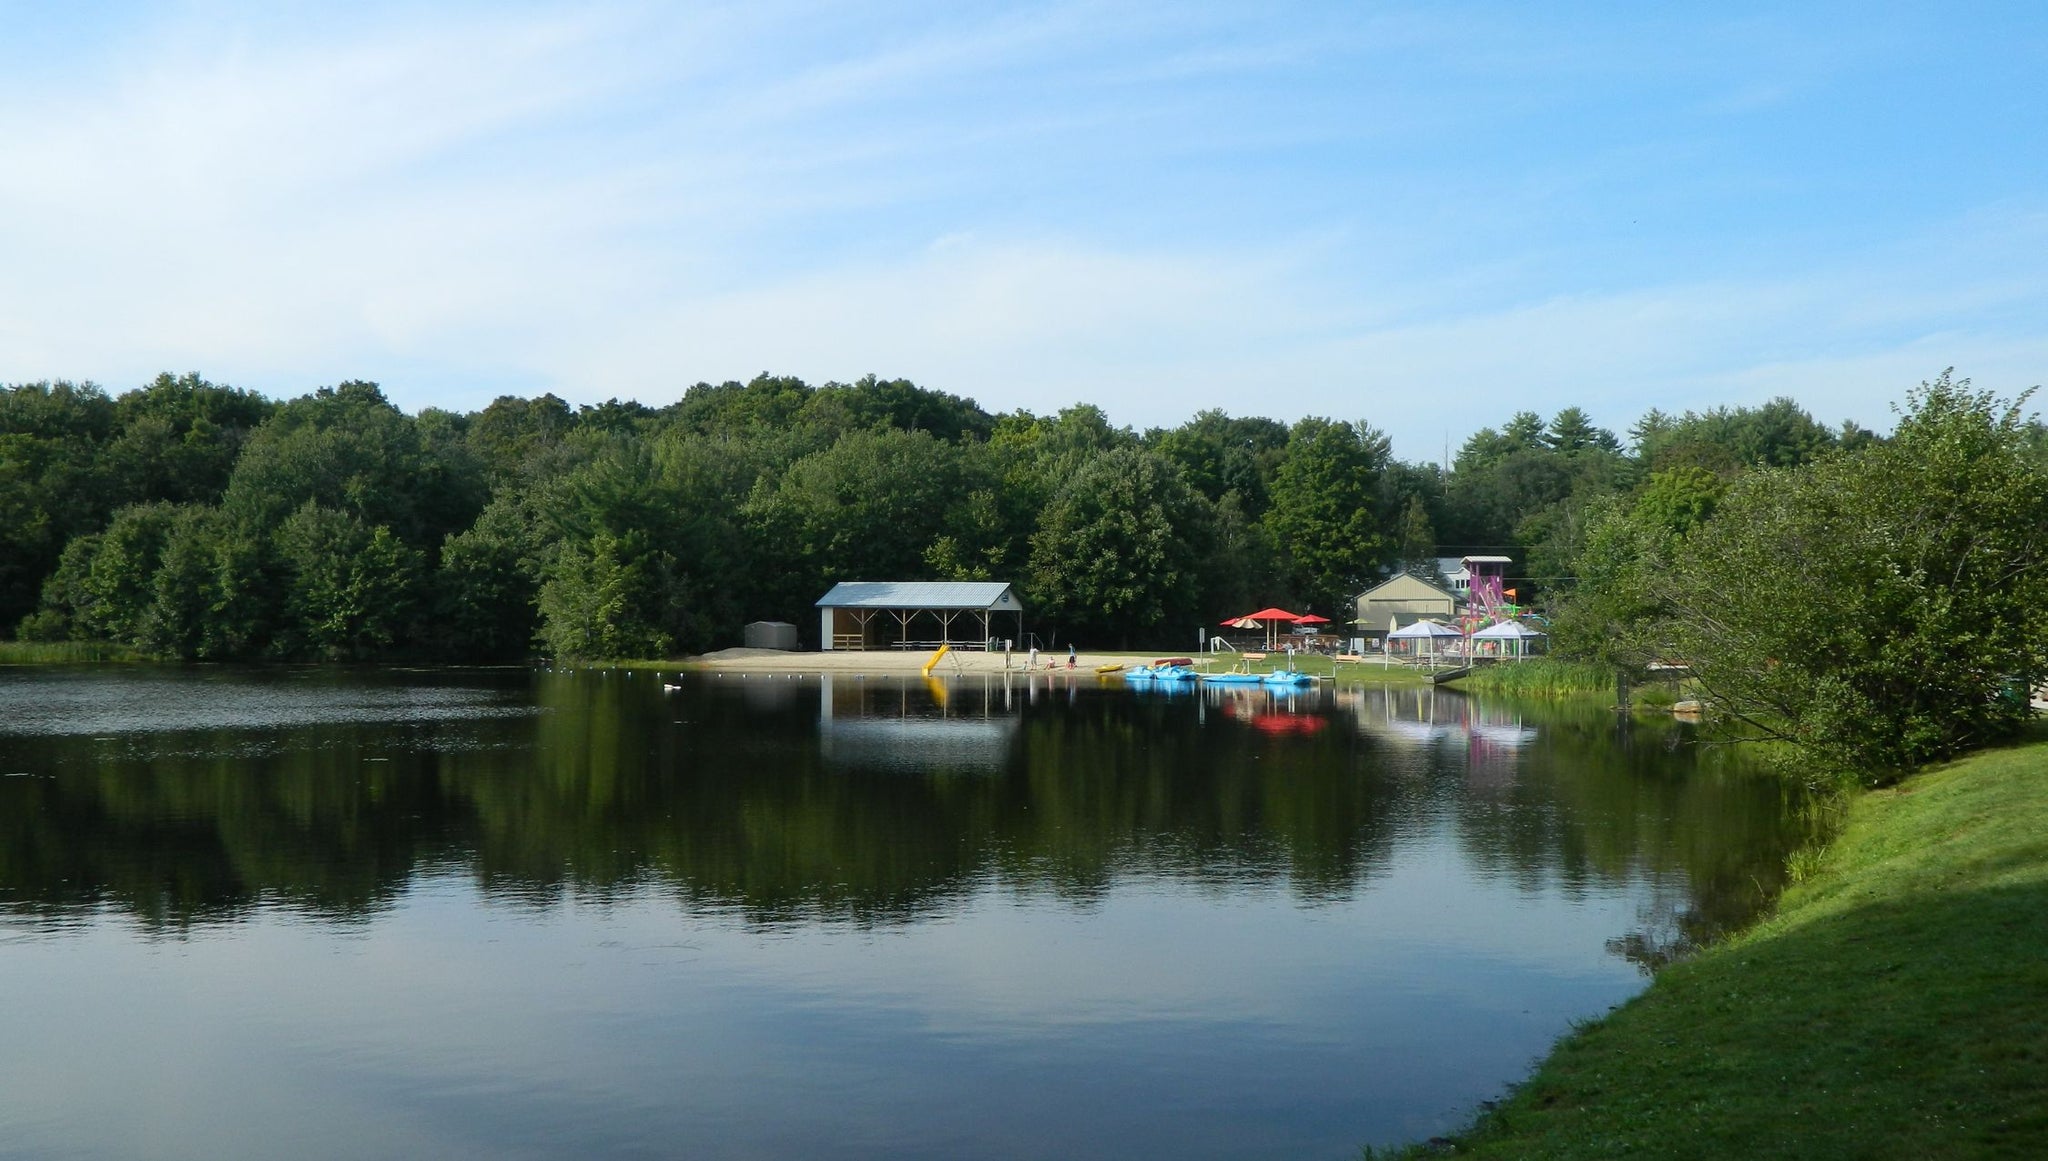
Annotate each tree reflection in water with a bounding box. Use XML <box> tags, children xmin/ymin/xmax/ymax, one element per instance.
<box><xmin>0</xmin><ymin>667</ymin><xmax>1815</xmax><ymax>965</ymax></box>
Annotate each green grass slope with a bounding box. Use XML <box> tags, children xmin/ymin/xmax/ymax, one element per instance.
<box><xmin>1409</xmin><ymin>738</ymin><xmax>2048</xmax><ymax>1159</ymax></box>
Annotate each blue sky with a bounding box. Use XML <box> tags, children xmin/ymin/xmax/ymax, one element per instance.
<box><xmin>3</xmin><ymin>2</ymin><xmax>2044</xmax><ymax>460</ymax></box>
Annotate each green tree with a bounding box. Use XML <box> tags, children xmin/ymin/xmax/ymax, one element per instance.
<box><xmin>436</xmin><ymin>496</ymin><xmax>545</xmax><ymax>661</ymax></box>
<box><xmin>273</xmin><ymin>503</ymin><xmax>425</xmax><ymax>660</ymax></box>
<box><xmin>536</xmin><ymin>529</ymin><xmax>675</xmax><ymax>659</ymax></box>
<box><xmin>1546</xmin><ymin>496</ymin><xmax>1666</xmax><ymax>677</ymax></box>
<box><xmin>806</xmin><ymin>375</ymin><xmax>993</xmax><ymax>443</ymax></box>
<box><xmin>1264</xmin><ymin>417</ymin><xmax>1390</xmax><ymax>615</ymax></box>
<box><xmin>466</xmin><ymin>393</ymin><xmax>577</xmax><ymax>485</ymax></box>
<box><xmin>67</xmin><ymin>502</ymin><xmax>183</xmax><ymax>643</ymax></box>
<box><xmin>0</xmin><ymin>381</ymin><xmax>118</xmax><ymax>632</ymax></box>
<box><xmin>1145</xmin><ymin>409</ymin><xmax>1290</xmax><ymax>516</ymax></box>
<box><xmin>133</xmin><ymin>506</ymin><xmax>277</xmax><ymax>659</ymax></box>
<box><xmin>1444</xmin><ymin>419</ymin><xmax>1579</xmax><ymax>548</ymax></box>
<box><xmin>1203</xmin><ymin>490</ymin><xmax>1284</xmax><ymax>620</ymax></box>
<box><xmin>665</xmin><ymin>374</ymin><xmax>815</xmax><ymax>438</ymax></box>
<box><xmin>1457</xmin><ymin>410</ymin><xmax>1549</xmax><ymax>472</ymax></box>
<box><xmin>1545</xmin><ymin>407</ymin><xmax>1622</xmax><ymax>456</ymax></box>
<box><xmin>1636</xmin><ymin>397</ymin><xmax>1837</xmax><ymax>475</ymax></box>
<box><xmin>1028</xmin><ymin>448</ymin><xmax>1215</xmax><ymax>645</ymax></box>
<box><xmin>529</xmin><ymin>432</ymin><xmax>753</xmax><ymax>656</ymax></box>
<box><xmin>15</xmin><ymin>533</ymin><xmax>99</xmax><ymax>642</ymax></box>
<box><xmin>995</xmin><ymin>403</ymin><xmax>1134</xmax><ymax>502</ymax></box>
<box><xmin>1633</xmin><ymin>465</ymin><xmax>1725</xmax><ymax>544</ymax></box>
<box><xmin>922</xmin><ymin>436</ymin><xmax>1038</xmax><ymax>584</ymax></box>
<box><xmin>745</xmin><ymin>428</ymin><xmax>965</xmax><ymax>607</ymax></box>
<box><xmin>1396</xmin><ymin>494</ymin><xmax>1437</xmax><ymax>576</ymax></box>
<box><xmin>1661</xmin><ymin>374</ymin><xmax>2048</xmax><ymax>776</ymax></box>
<box><xmin>104</xmin><ymin>373</ymin><xmax>273</xmax><ymax>506</ymax></box>
<box><xmin>221</xmin><ymin>380</ymin><xmax>484</xmax><ymax>554</ymax></box>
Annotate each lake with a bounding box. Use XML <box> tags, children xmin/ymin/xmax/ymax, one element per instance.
<box><xmin>0</xmin><ymin>665</ymin><xmax>1810</xmax><ymax>1159</ymax></box>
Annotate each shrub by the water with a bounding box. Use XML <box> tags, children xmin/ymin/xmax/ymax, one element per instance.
<box><xmin>0</xmin><ymin>640</ymin><xmax>141</xmax><ymax>663</ymax></box>
<box><xmin>1660</xmin><ymin>376</ymin><xmax>2048</xmax><ymax>778</ymax></box>
<box><xmin>1455</xmin><ymin>658</ymin><xmax>1612</xmax><ymax>698</ymax></box>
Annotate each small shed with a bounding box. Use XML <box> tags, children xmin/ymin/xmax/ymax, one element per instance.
<box><xmin>743</xmin><ymin>620</ymin><xmax>800</xmax><ymax>651</ymax></box>
<box><xmin>1354</xmin><ymin>573</ymin><xmax>1460</xmax><ymax>636</ymax></box>
<box><xmin>815</xmin><ymin>581</ymin><xmax>1025</xmax><ymax>651</ymax></box>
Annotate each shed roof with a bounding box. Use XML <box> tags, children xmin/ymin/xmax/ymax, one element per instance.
<box><xmin>1357</xmin><ymin>572</ymin><xmax>1458</xmax><ymax>604</ymax></box>
<box><xmin>816</xmin><ymin>581</ymin><xmax>1022</xmax><ymax>611</ymax></box>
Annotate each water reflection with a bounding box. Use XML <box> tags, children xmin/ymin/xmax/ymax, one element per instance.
<box><xmin>0</xmin><ymin>666</ymin><xmax>1820</xmax><ymax>1159</ymax></box>
<box><xmin>818</xmin><ymin>674</ymin><xmax>1021</xmax><ymax>772</ymax></box>
<box><xmin>1344</xmin><ymin>683</ymin><xmax>1538</xmax><ymax>755</ymax></box>
<box><xmin>0</xmin><ymin>664</ymin><xmax>531</xmax><ymax>736</ymax></box>
<box><xmin>0</xmin><ymin>668</ymin><xmax>1808</xmax><ymax>962</ymax></box>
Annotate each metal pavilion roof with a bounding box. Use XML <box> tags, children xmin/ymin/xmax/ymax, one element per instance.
<box><xmin>814</xmin><ymin>581</ymin><xmax>1022</xmax><ymax>611</ymax></box>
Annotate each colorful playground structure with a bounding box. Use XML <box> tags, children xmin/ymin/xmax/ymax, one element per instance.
<box><xmin>1389</xmin><ymin>556</ymin><xmax>1552</xmax><ymax>669</ymax></box>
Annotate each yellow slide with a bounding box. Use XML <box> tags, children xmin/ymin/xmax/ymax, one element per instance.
<box><xmin>921</xmin><ymin>644</ymin><xmax>951</xmax><ymax>676</ymax></box>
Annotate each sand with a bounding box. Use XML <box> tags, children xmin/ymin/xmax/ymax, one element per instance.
<box><xmin>680</xmin><ymin>646</ymin><xmax>1126</xmax><ymax>675</ymax></box>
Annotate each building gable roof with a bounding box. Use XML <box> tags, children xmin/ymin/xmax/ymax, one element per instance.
<box><xmin>816</xmin><ymin>581</ymin><xmax>1022</xmax><ymax>611</ymax></box>
<box><xmin>1356</xmin><ymin>572</ymin><xmax>1459</xmax><ymax>605</ymax></box>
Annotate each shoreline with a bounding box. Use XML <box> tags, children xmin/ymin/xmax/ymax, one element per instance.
<box><xmin>1389</xmin><ymin>732</ymin><xmax>2048</xmax><ymax>1157</ymax></box>
<box><xmin>655</xmin><ymin>647</ymin><xmax>1438</xmax><ymax>683</ymax></box>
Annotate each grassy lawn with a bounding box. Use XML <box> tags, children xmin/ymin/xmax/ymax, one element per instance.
<box><xmin>1389</xmin><ymin>734</ymin><xmax>2048</xmax><ymax>1158</ymax></box>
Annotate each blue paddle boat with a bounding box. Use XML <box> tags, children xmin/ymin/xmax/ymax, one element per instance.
<box><xmin>1261</xmin><ymin>669</ymin><xmax>1315</xmax><ymax>687</ymax></box>
<box><xmin>1200</xmin><ymin>670</ymin><xmax>1266</xmax><ymax>686</ymax></box>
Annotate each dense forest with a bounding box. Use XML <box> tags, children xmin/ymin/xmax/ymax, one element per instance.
<box><xmin>10</xmin><ymin>367</ymin><xmax>2048</xmax><ymax>773</ymax></box>
<box><xmin>2</xmin><ymin>370</ymin><xmax>1883</xmax><ymax>662</ymax></box>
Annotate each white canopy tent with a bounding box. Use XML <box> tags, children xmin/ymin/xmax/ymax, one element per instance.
<box><xmin>1387</xmin><ymin>618</ymin><xmax>1464</xmax><ymax>662</ymax></box>
<box><xmin>1471</xmin><ymin>620</ymin><xmax>1547</xmax><ymax>659</ymax></box>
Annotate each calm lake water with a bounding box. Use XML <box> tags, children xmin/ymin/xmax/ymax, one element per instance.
<box><xmin>0</xmin><ymin>665</ymin><xmax>1810</xmax><ymax>1159</ymax></box>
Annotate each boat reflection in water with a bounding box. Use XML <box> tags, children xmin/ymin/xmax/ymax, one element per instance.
<box><xmin>1203</xmin><ymin>684</ymin><xmax>1330</xmax><ymax>734</ymax></box>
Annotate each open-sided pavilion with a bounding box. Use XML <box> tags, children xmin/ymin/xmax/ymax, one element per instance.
<box><xmin>815</xmin><ymin>581</ymin><xmax>1026</xmax><ymax>651</ymax></box>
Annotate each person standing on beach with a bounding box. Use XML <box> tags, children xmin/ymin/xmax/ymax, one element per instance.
<box><xmin>1067</xmin><ymin>645</ymin><xmax>1077</xmax><ymax>669</ymax></box>
<box><xmin>1029</xmin><ymin>645</ymin><xmax>1039</xmax><ymax>670</ymax></box>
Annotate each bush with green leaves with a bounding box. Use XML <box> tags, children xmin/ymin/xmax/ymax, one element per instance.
<box><xmin>1660</xmin><ymin>374</ymin><xmax>2048</xmax><ymax>778</ymax></box>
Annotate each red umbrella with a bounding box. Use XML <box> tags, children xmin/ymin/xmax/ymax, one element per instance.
<box><xmin>1290</xmin><ymin>613</ymin><xmax>1331</xmax><ymax>644</ymax></box>
<box><xmin>1221</xmin><ymin>608</ymin><xmax>1301</xmax><ymax>650</ymax></box>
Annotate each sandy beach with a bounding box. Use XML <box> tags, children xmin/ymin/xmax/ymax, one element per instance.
<box><xmin>678</xmin><ymin>646</ymin><xmax>1133</xmax><ymax>675</ymax></box>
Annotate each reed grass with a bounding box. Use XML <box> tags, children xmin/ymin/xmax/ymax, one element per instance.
<box><xmin>0</xmin><ymin>640</ymin><xmax>144</xmax><ymax>663</ymax></box>
<box><xmin>1453</xmin><ymin>658</ymin><xmax>1614</xmax><ymax>697</ymax></box>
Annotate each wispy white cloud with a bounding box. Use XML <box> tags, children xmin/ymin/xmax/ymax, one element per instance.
<box><xmin>537</xmin><ymin>210</ymin><xmax>2048</xmax><ymax>458</ymax></box>
<box><xmin>0</xmin><ymin>1</ymin><xmax>2042</xmax><ymax>462</ymax></box>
